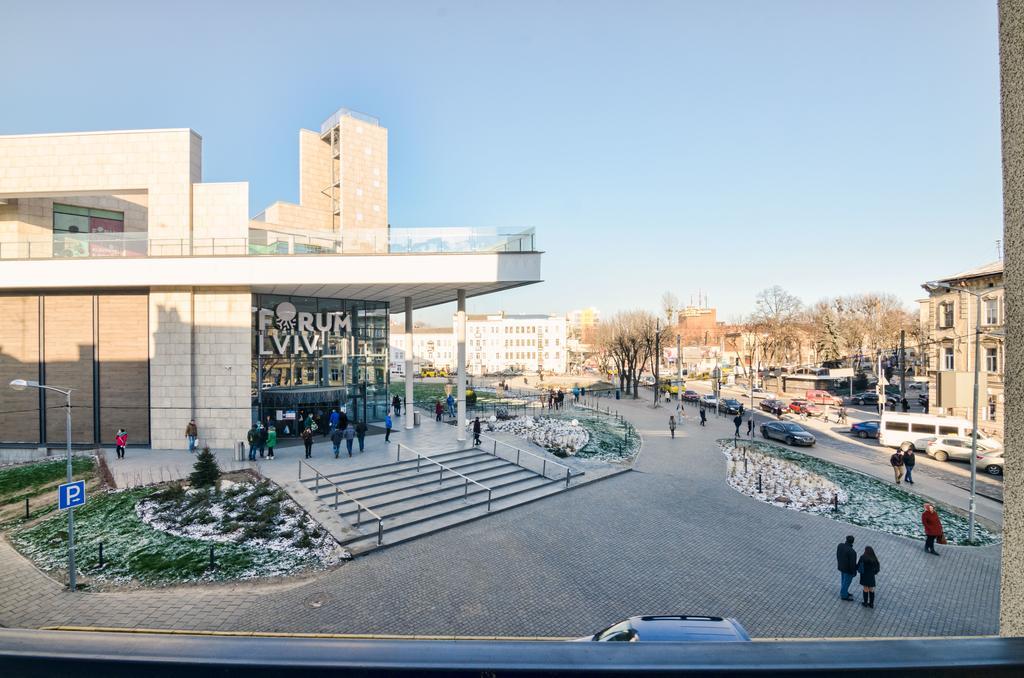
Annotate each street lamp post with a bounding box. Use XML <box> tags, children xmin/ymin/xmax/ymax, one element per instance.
<box><xmin>9</xmin><ymin>379</ymin><xmax>76</xmax><ymax>590</ymax></box>
<box><xmin>924</xmin><ymin>281</ymin><xmax>994</xmax><ymax>543</ymax></box>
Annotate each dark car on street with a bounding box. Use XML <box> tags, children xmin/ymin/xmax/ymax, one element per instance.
<box><xmin>760</xmin><ymin>421</ymin><xmax>816</xmax><ymax>446</ymax></box>
<box><xmin>720</xmin><ymin>398</ymin><xmax>744</xmax><ymax>415</ymax></box>
<box><xmin>849</xmin><ymin>420</ymin><xmax>880</xmax><ymax>439</ymax></box>
<box><xmin>760</xmin><ymin>398</ymin><xmax>786</xmax><ymax>415</ymax></box>
<box><xmin>579</xmin><ymin>615</ymin><xmax>752</xmax><ymax>643</ymax></box>
<box><xmin>682</xmin><ymin>390</ymin><xmax>701</xmax><ymax>402</ymax></box>
<box><xmin>850</xmin><ymin>392</ymin><xmax>879</xmax><ymax>405</ymax></box>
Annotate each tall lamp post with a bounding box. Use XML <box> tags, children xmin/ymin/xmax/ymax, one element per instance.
<box><xmin>9</xmin><ymin>379</ymin><xmax>76</xmax><ymax>590</ymax></box>
<box><xmin>923</xmin><ymin>281</ymin><xmax>997</xmax><ymax>543</ymax></box>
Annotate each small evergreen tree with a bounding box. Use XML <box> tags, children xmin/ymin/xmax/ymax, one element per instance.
<box><xmin>190</xmin><ymin>446</ymin><xmax>220</xmax><ymax>488</ymax></box>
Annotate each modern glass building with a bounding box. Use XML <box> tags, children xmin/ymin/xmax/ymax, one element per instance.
<box><xmin>0</xmin><ymin>108</ymin><xmax>541</xmax><ymax>449</ymax></box>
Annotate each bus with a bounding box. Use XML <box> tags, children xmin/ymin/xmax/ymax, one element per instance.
<box><xmin>879</xmin><ymin>412</ymin><xmax>997</xmax><ymax>452</ymax></box>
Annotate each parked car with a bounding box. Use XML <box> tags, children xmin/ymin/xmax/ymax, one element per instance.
<box><xmin>760</xmin><ymin>398</ymin><xmax>786</xmax><ymax>415</ymax></box>
<box><xmin>682</xmin><ymin>390</ymin><xmax>701</xmax><ymax>402</ymax></box>
<box><xmin>978</xmin><ymin>450</ymin><xmax>1005</xmax><ymax>476</ymax></box>
<box><xmin>700</xmin><ymin>394</ymin><xmax>719</xmax><ymax>408</ymax></box>
<box><xmin>720</xmin><ymin>398</ymin><xmax>744</xmax><ymax>415</ymax></box>
<box><xmin>850</xmin><ymin>392</ymin><xmax>879</xmax><ymax>406</ymax></box>
<box><xmin>849</xmin><ymin>421</ymin><xmax>880</xmax><ymax>439</ymax></box>
<box><xmin>751</xmin><ymin>387</ymin><xmax>775</xmax><ymax>399</ymax></box>
<box><xmin>925</xmin><ymin>436</ymin><xmax>1004</xmax><ymax>463</ymax></box>
<box><xmin>760</xmin><ymin>421</ymin><xmax>816</xmax><ymax>446</ymax></box>
<box><xmin>788</xmin><ymin>400</ymin><xmax>822</xmax><ymax>416</ymax></box>
<box><xmin>579</xmin><ymin>616</ymin><xmax>751</xmax><ymax>643</ymax></box>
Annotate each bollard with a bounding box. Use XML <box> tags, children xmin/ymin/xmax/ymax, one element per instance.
<box><xmin>209</xmin><ymin>544</ymin><xmax>215</xmax><ymax>569</ymax></box>
<box><xmin>397</xmin><ymin>443</ymin><xmax>402</xmax><ymax>461</ymax></box>
<box><xmin>744</xmin><ymin>456</ymin><xmax>748</xmax><ymax>473</ymax></box>
<box><xmin>493</xmin><ymin>440</ymin><xmax>497</xmax><ymax>455</ymax></box>
<box><xmin>542</xmin><ymin>459</ymin><xmax>547</xmax><ymax>478</ymax></box>
<box><xmin>833</xmin><ymin>493</ymin><xmax>839</xmax><ymax>512</ymax></box>
<box><xmin>565</xmin><ymin>468</ymin><xmax>571</xmax><ymax>487</ymax></box>
<box><xmin>25</xmin><ymin>496</ymin><xmax>29</xmax><ymax>519</ymax></box>
<box><xmin>757</xmin><ymin>473</ymin><xmax>762</xmax><ymax>493</ymax></box>
<box><xmin>98</xmin><ymin>542</ymin><xmax>104</xmax><ymax>569</ymax></box>
<box><xmin>377</xmin><ymin>521</ymin><xmax>383</xmax><ymax>546</ymax></box>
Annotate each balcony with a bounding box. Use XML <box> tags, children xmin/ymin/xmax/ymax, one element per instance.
<box><xmin>0</xmin><ymin>227</ymin><xmax>537</xmax><ymax>260</ymax></box>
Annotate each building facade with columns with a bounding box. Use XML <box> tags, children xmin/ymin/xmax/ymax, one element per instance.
<box><xmin>0</xmin><ymin>107</ymin><xmax>540</xmax><ymax>450</ymax></box>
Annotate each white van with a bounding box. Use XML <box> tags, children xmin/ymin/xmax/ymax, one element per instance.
<box><xmin>879</xmin><ymin>413</ymin><xmax>994</xmax><ymax>451</ymax></box>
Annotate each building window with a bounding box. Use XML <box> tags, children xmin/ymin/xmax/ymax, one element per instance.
<box><xmin>986</xmin><ymin>347</ymin><xmax>999</xmax><ymax>373</ymax></box>
<box><xmin>988</xmin><ymin>395</ymin><xmax>997</xmax><ymax>421</ymax></box>
<box><xmin>938</xmin><ymin>302</ymin><xmax>954</xmax><ymax>329</ymax></box>
<box><xmin>53</xmin><ymin>203</ymin><xmax>126</xmax><ymax>257</ymax></box>
<box><xmin>985</xmin><ymin>298</ymin><xmax>999</xmax><ymax>325</ymax></box>
<box><xmin>943</xmin><ymin>347</ymin><xmax>954</xmax><ymax>371</ymax></box>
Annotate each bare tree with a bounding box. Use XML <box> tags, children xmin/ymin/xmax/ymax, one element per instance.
<box><xmin>661</xmin><ymin>291</ymin><xmax>679</xmax><ymax>326</ymax></box>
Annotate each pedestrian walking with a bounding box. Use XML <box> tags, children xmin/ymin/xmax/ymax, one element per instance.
<box><xmin>890</xmin><ymin>449</ymin><xmax>905</xmax><ymax>484</ymax></box>
<box><xmin>856</xmin><ymin>546</ymin><xmax>881</xmax><ymax>608</ymax></box>
<box><xmin>301</xmin><ymin>427</ymin><xmax>314</xmax><ymax>458</ymax></box>
<box><xmin>392</xmin><ymin>395</ymin><xmax>402</xmax><ymax>417</ymax></box>
<box><xmin>733</xmin><ymin>414</ymin><xmax>742</xmax><ymax>437</ymax></box>
<box><xmin>246</xmin><ymin>423</ymin><xmax>258</xmax><ymax>461</ymax></box>
<box><xmin>472</xmin><ymin>417</ymin><xmax>482</xmax><ymax>446</ymax></box>
<box><xmin>435</xmin><ymin>399</ymin><xmax>443</xmax><ymax>421</ymax></box>
<box><xmin>446</xmin><ymin>393</ymin><xmax>456</xmax><ymax>418</ymax></box>
<box><xmin>903</xmin><ymin>447</ymin><xmax>916</xmax><ymax>484</ymax></box>
<box><xmin>669</xmin><ymin>415</ymin><xmax>676</xmax><ymax>438</ymax></box>
<box><xmin>572</xmin><ymin>385</ymin><xmax>580</xmax><ymax>403</ymax></box>
<box><xmin>746</xmin><ymin>416</ymin><xmax>754</xmax><ymax>437</ymax></box>
<box><xmin>185</xmin><ymin>419</ymin><xmax>198</xmax><ymax>453</ymax></box>
<box><xmin>838</xmin><ymin>406</ymin><xmax>848</xmax><ymax>425</ymax></box>
<box><xmin>901</xmin><ymin>397</ymin><xmax>910</xmax><ymax>413</ymax></box>
<box><xmin>699</xmin><ymin>407</ymin><xmax>707</xmax><ymax>427</ymax></box>
<box><xmin>329</xmin><ymin>407</ymin><xmax>340</xmax><ymax>434</ymax></box>
<box><xmin>331</xmin><ymin>426</ymin><xmax>343</xmax><ymax>458</ymax></box>
<box><xmin>115</xmin><ymin>428</ymin><xmax>128</xmax><ymax>459</ymax></box>
<box><xmin>836</xmin><ymin>535</ymin><xmax>858</xmax><ymax>601</ymax></box>
<box><xmin>922</xmin><ymin>503</ymin><xmax>944</xmax><ymax>555</ymax></box>
<box><xmin>385</xmin><ymin>413</ymin><xmax>393</xmax><ymax>442</ymax></box>
<box><xmin>344</xmin><ymin>422</ymin><xmax>355</xmax><ymax>457</ymax></box>
<box><xmin>266</xmin><ymin>424</ymin><xmax>277</xmax><ymax>460</ymax></box>
<box><xmin>355</xmin><ymin>419</ymin><xmax>367</xmax><ymax>452</ymax></box>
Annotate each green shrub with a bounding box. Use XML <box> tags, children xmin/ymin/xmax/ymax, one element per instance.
<box><xmin>189</xmin><ymin>447</ymin><xmax>220</xmax><ymax>488</ymax></box>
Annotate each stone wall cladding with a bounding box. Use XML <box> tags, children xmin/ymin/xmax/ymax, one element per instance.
<box><xmin>1000</xmin><ymin>0</ymin><xmax>1024</xmax><ymax>637</ymax></box>
<box><xmin>192</xmin><ymin>288</ymin><xmax>251</xmax><ymax>450</ymax></box>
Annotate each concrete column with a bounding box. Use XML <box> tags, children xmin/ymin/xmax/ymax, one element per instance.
<box><xmin>456</xmin><ymin>289</ymin><xmax>467</xmax><ymax>442</ymax></box>
<box><xmin>999</xmin><ymin>0</ymin><xmax>1024</xmax><ymax>637</ymax></box>
<box><xmin>404</xmin><ymin>297</ymin><xmax>414</xmax><ymax>430</ymax></box>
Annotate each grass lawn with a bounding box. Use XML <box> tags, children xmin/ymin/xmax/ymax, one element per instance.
<box><xmin>0</xmin><ymin>457</ymin><xmax>96</xmax><ymax>526</ymax></box>
<box><xmin>11</xmin><ymin>478</ymin><xmax>346</xmax><ymax>587</ymax></box>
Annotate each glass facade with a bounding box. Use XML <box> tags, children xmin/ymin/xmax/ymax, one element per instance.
<box><xmin>252</xmin><ymin>294</ymin><xmax>389</xmax><ymax>435</ymax></box>
<box><xmin>53</xmin><ymin>203</ymin><xmax>126</xmax><ymax>257</ymax></box>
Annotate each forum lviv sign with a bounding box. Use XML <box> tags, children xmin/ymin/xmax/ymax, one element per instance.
<box><xmin>256</xmin><ymin>302</ymin><xmax>352</xmax><ymax>356</ymax></box>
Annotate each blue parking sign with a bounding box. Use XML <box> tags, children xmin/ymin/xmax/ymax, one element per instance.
<box><xmin>58</xmin><ymin>480</ymin><xmax>86</xmax><ymax>510</ymax></box>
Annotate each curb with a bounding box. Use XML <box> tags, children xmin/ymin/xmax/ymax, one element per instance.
<box><xmin>41</xmin><ymin>625</ymin><xmax>574</xmax><ymax>641</ymax></box>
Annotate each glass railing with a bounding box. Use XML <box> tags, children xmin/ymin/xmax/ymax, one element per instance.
<box><xmin>0</xmin><ymin>227</ymin><xmax>536</xmax><ymax>260</ymax></box>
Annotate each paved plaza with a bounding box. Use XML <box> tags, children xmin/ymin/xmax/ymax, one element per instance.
<box><xmin>0</xmin><ymin>396</ymin><xmax>1000</xmax><ymax>638</ymax></box>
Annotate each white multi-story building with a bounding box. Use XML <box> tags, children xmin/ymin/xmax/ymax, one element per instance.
<box><xmin>0</xmin><ymin>107</ymin><xmax>541</xmax><ymax>449</ymax></box>
<box><xmin>391</xmin><ymin>312</ymin><xmax>568</xmax><ymax>376</ymax></box>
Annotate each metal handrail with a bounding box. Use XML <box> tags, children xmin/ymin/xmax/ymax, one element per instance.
<box><xmin>478</xmin><ymin>433</ymin><xmax>572</xmax><ymax>487</ymax></box>
<box><xmin>396</xmin><ymin>443</ymin><xmax>493</xmax><ymax>510</ymax></box>
<box><xmin>298</xmin><ymin>460</ymin><xmax>384</xmax><ymax>545</ymax></box>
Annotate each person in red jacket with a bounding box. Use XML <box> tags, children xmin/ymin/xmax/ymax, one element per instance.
<box><xmin>922</xmin><ymin>503</ymin><xmax>944</xmax><ymax>555</ymax></box>
<box><xmin>115</xmin><ymin>428</ymin><xmax>128</xmax><ymax>459</ymax></box>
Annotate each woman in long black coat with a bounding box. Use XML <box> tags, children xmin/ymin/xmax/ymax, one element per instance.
<box><xmin>857</xmin><ymin>546</ymin><xmax>881</xmax><ymax>608</ymax></box>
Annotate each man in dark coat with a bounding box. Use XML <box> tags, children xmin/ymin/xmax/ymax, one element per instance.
<box><xmin>903</xmin><ymin>447</ymin><xmax>916</xmax><ymax>484</ymax></box>
<box><xmin>699</xmin><ymin>407</ymin><xmax>707</xmax><ymax>427</ymax></box>
<box><xmin>733</xmin><ymin>414</ymin><xmax>743</xmax><ymax>437</ymax></box>
<box><xmin>837</xmin><ymin>535</ymin><xmax>858</xmax><ymax>601</ymax></box>
<box><xmin>890</xmin><ymin>450</ymin><xmax>905</xmax><ymax>484</ymax></box>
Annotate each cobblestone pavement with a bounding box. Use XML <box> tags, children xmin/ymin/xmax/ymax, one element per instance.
<box><xmin>0</xmin><ymin>396</ymin><xmax>1000</xmax><ymax>638</ymax></box>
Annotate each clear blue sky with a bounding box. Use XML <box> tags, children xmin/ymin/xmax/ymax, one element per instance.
<box><xmin>2</xmin><ymin>1</ymin><xmax>1002</xmax><ymax>324</ymax></box>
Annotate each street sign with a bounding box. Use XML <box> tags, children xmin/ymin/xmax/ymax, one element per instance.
<box><xmin>58</xmin><ymin>480</ymin><xmax>85</xmax><ymax>511</ymax></box>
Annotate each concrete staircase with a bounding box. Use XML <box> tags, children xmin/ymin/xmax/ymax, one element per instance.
<box><xmin>300</xmin><ymin>448</ymin><xmax>580</xmax><ymax>553</ymax></box>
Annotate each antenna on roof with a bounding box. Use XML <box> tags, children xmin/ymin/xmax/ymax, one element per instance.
<box><xmin>997</xmin><ymin>239</ymin><xmax>1003</xmax><ymax>261</ymax></box>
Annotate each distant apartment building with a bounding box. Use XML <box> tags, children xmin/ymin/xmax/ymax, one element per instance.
<box><xmin>390</xmin><ymin>312</ymin><xmax>568</xmax><ymax>376</ymax></box>
<box><xmin>568</xmin><ymin>307</ymin><xmax>600</xmax><ymax>345</ymax></box>
<box><xmin>918</xmin><ymin>260</ymin><xmax>1004</xmax><ymax>439</ymax></box>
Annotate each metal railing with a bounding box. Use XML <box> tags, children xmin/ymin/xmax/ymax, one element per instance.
<box><xmin>396</xmin><ymin>443</ymin><xmax>493</xmax><ymax>510</ymax></box>
<box><xmin>0</xmin><ymin>227</ymin><xmax>537</xmax><ymax>260</ymax></box>
<box><xmin>479</xmin><ymin>432</ymin><xmax>572</xmax><ymax>487</ymax></box>
<box><xmin>298</xmin><ymin>460</ymin><xmax>383</xmax><ymax>546</ymax></box>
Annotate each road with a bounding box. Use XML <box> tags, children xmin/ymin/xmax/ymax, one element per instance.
<box><xmin>651</xmin><ymin>380</ymin><xmax>1003</xmax><ymax>527</ymax></box>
